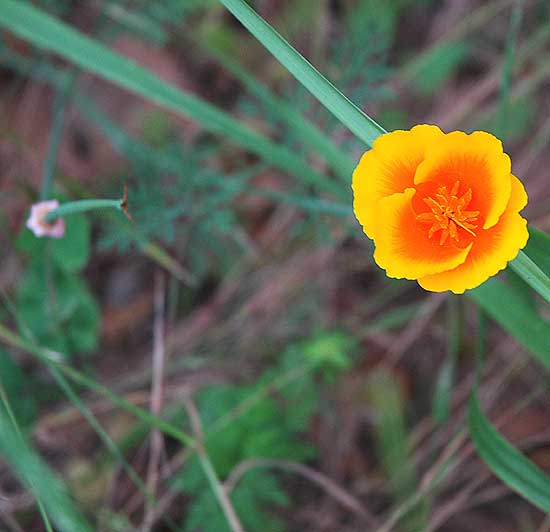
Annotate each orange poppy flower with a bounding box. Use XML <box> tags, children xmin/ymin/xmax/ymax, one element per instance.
<box><xmin>352</xmin><ymin>125</ymin><xmax>529</xmax><ymax>294</ymax></box>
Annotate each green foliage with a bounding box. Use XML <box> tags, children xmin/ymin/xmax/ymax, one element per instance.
<box><xmin>368</xmin><ymin>370</ymin><xmax>428</xmax><ymax>532</ymax></box>
<box><xmin>0</xmin><ymin>406</ymin><xmax>94</xmax><ymax>532</ymax></box>
<box><xmin>469</xmin><ymin>390</ymin><xmax>550</xmax><ymax>512</ymax></box>
<box><xmin>524</xmin><ymin>227</ymin><xmax>550</xmax><ymax>279</ymax></box>
<box><xmin>16</xmin><ymin>214</ymin><xmax>99</xmax><ymax>356</ymax></box>
<box><xmin>0</xmin><ymin>0</ymin><xmax>335</xmax><ymax>198</ymax></box>
<box><xmin>175</xmin><ymin>335</ymin><xmax>352</xmax><ymax>532</ymax></box>
<box><xmin>183</xmin><ymin>468</ymin><xmax>290</xmax><ymax>532</ymax></box>
<box><xmin>477</xmin><ymin>96</ymin><xmax>535</xmax><ymax>143</ymax></box>
<box><xmin>0</xmin><ymin>349</ymin><xmax>37</xmax><ymax>428</ymax></box>
<box><xmin>407</xmin><ymin>41</ymin><xmax>470</xmax><ymax>95</ymax></box>
<box><xmin>100</xmin><ymin>0</ymin><xmax>217</xmax><ymax>45</ymax></box>
<box><xmin>98</xmin><ymin>132</ymin><xmax>254</xmax><ymax>277</ymax></box>
<box><xmin>17</xmin><ymin>213</ymin><xmax>91</xmax><ymax>273</ymax></box>
<box><xmin>432</xmin><ymin>298</ymin><xmax>461</xmax><ymax>424</ymax></box>
<box><xmin>235</xmin><ymin>0</ymin><xmax>393</xmax><ymax>155</ymax></box>
<box><xmin>218</xmin><ymin>0</ymin><xmax>386</xmax><ymax>148</ymax></box>
<box><xmin>510</xmin><ymin>249</ymin><xmax>550</xmax><ymax>305</ymax></box>
<box><xmin>468</xmin><ymin>278</ymin><xmax>550</xmax><ymax>367</ymax></box>
<box><xmin>300</xmin><ymin>330</ymin><xmax>355</xmax><ymax>382</ymax></box>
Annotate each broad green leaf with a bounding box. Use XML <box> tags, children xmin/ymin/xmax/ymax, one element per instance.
<box><xmin>16</xmin><ymin>263</ymin><xmax>100</xmax><ymax>355</ymax></box>
<box><xmin>468</xmin><ymin>391</ymin><xmax>550</xmax><ymax>512</ymax></box>
<box><xmin>0</xmin><ymin>0</ymin><xmax>340</xmax><ymax>196</ymax></box>
<box><xmin>50</xmin><ymin>213</ymin><xmax>91</xmax><ymax>272</ymax></box>
<box><xmin>16</xmin><ymin>203</ymin><xmax>90</xmax><ymax>273</ymax></box>
<box><xmin>218</xmin><ymin>0</ymin><xmax>386</xmax><ymax>147</ymax></box>
<box><xmin>468</xmin><ymin>278</ymin><xmax>550</xmax><ymax>367</ymax></box>
<box><xmin>0</xmin><ymin>407</ymin><xmax>93</xmax><ymax>532</ymax></box>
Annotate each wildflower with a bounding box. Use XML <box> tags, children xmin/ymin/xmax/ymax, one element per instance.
<box><xmin>352</xmin><ymin>125</ymin><xmax>529</xmax><ymax>294</ymax></box>
<box><xmin>26</xmin><ymin>200</ymin><xmax>65</xmax><ymax>239</ymax></box>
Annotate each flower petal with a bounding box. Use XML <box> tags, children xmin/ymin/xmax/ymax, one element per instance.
<box><xmin>414</xmin><ymin>131</ymin><xmax>511</xmax><ymax>230</ymax></box>
<box><xmin>508</xmin><ymin>173</ymin><xmax>528</xmax><ymax>211</ymax></box>
<box><xmin>373</xmin><ymin>188</ymin><xmax>472</xmax><ymax>280</ymax></box>
<box><xmin>418</xmin><ymin>175</ymin><xmax>528</xmax><ymax>294</ymax></box>
<box><xmin>26</xmin><ymin>200</ymin><xmax>65</xmax><ymax>239</ymax></box>
<box><xmin>352</xmin><ymin>124</ymin><xmax>444</xmax><ymax>239</ymax></box>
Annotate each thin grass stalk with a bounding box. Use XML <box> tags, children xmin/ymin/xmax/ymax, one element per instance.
<box><xmin>218</xmin><ymin>0</ymin><xmax>386</xmax><ymax>147</ymax></box>
<box><xmin>497</xmin><ymin>0</ymin><xmax>526</xmax><ymax>138</ymax></box>
<box><xmin>0</xmin><ymin>382</ymin><xmax>54</xmax><ymax>532</ymax></box>
<box><xmin>40</xmin><ymin>71</ymin><xmax>76</xmax><ymax>200</ymax></box>
<box><xmin>0</xmin><ymin>323</ymin><xmax>195</xmax><ymax>447</ymax></box>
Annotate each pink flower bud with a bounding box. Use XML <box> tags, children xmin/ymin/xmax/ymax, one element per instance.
<box><xmin>26</xmin><ymin>200</ymin><xmax>66</xmax><ymax>239</ymax></box>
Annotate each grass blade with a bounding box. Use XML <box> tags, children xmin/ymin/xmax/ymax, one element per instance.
<box><xmin>218</xmin><ymin>0</ymin><xmax>386</xmax><ymax>147</ymax></box>
<box><xmin>48</xmin><ymin>367</ymin><xmax>152</xmax><ymax>501</ymax></box>
<box><xmin>496</xmin><ymin>0</ymin><xmax>525</xmax><ymax>138</ymax></box>
<box><xmin>0</xmin><ymin>0</ymin><xmax>340</xmax><ymax>196</ymax></box>
<box><xmin>0</xmin><ymin>407</ymin><xmax>93</xmax><ymax>532</ymax></box>
<box><xmin>41</xmin><ymin>71</ymin><xmax>76</xmax><ymax>200</ymax></box>
<box><xmin>368</xmin><ymin>370</ymin><xmax>428</xmax><ymax>531</ymax></box>
<box><xmin>0</xmin><ymin>381</ymin><xmax>53</xmax><ymax>532</ymax></box>
<box><xmin>509</xmin><ymin>250</ymin><xmax>550</xmax><ymax>303</ymax></box>
<box><xmin>0</xmin><ymin>323</ymin><xmax>195</xmax><ymax>447</ymax></box>
<box><xmin>522</xmin><ymin>227</ymin><xmax>550</xmax><ymax>278</ymax></box>
<box><xmin>467</xmin><ymin>278</ymin><xmax>550</xmax><ymax>367</ymax></box>
<box><xmin>432</xmin><ymin>297</ymin><xmax>462</xmax><ymax>424</ymax></box>
<box><xmin>468</xmin><ymin>391</ymin><xmax>550</xmax><ymax>512</ymax></box>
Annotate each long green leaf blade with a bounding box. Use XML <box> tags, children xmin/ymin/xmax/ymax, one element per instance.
<box><xmin>467</xmin><ymin>278</ymin><xmax>550</xmax><ymax>367</ymax></box>
<box><xmin>218</xmin><ymin>0</ymin><xmax>386</xmax><ymax>147</ymax></box>
<box><xmin>510</xmin><ymin>249</ymin><xmax>550</xmax><ymax>303</ymax></box>
<box><xmin>0</xmin><ymin>0</ymin><xmax>341</xmax><ymax>196</ymax></box>
<box><xmin>0</xmin><ymin>408</ymin><xmax>93</xmax><ymax>532</ymax></box>
<box><xmin>468</xmin><ymin>391</ymin><xmax>550</xmax><ymax>512</ymax></box>
<box><xmin>524</xmin><ymin>228</ymin><xmax>550</xmax><ymax>275</ymax></box>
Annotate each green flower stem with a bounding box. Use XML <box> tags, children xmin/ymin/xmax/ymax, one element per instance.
<box><xmin>44</xmin><ymin>198</ymin><xmax>125</xmax><ymax>222</ymax></box>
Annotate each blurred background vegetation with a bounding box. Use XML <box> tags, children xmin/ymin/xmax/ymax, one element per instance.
<box><xmin>0</xmin><ymin>0</ymin><xmax>549</xmax><ymax>531</ymax></box>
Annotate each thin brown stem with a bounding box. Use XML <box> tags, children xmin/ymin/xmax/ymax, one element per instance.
<box><xmin>224</xmin><ymin>458</ymin><xmax>378</xmax><ymax>527</ymax></box>
<box><xmin>140</xmin><ymin>271</ymin><xmax>167</xmax><ymax>532</ymax></box>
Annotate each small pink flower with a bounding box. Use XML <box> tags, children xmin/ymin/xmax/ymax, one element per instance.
<box><xmin>26</xmin><ymin>200</ymin><xmax>65</xmax><ymax>238</ymax></box>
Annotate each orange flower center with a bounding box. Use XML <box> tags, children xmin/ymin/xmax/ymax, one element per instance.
<box><xmin>416</xmin><ymin>181</ymin><xmax>480</xmax><ymax>246</ymax></box>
